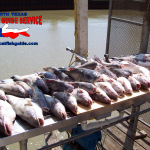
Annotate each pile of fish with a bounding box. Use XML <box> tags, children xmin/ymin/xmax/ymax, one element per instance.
<box><xmin>1</xmin><ymin>53</ymin><xmax>150</xmax><ymax>136</ymax></box>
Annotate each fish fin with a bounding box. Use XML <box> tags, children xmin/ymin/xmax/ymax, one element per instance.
<box><xmin>67</xmin><ymin>82</ymin><xmax>73</xmax><ymax>85</ymax></box>
<box><xmin>0</xmin><ymin>80</ymin><xmax>6</xmax><ymax>84</ymax></box>
<box><xmin>43</xmin><ymin>68</ymin><xmax>47</xmax><ymax>71</ymax></box>
<box><xmin>109</xmin><ymin>78</ymin><xmax>114</xmax><ymax>82</ymax></box>
<box><xmin>46</xmin><ymin>79</ymin><xmax>55</xmax><ymax>83</ymax></box>
<box><xmin>78</xmin><ymin>87</ymin><xmax>83</xmax><ymax>93</ymax></box>
<box><xmin>39</xmin><ymin>75</ymin><xmax>45</xmax><ymax>78</ymax></box>
<box><xmin>95</xmin><ymin>88</ymin><xmax>100</xmax><ymax>93</ymax></box>
<box><xmin>23</xmin><ymin>78</ymin><xmax>30</xmax><ymax>83</ymax></box>
<box><xmin>34</xmin><ymin>70</ymin><xmax>40</xmax><ymax>75</ymax></box>
<box><xmin>54</xmin><ymin>98</ymin><xmax>58</xmax><ymax>103</ymax></box>
<box><xmin>64</xmin><ymin>91</ymin><xmax>70</xmax><ymax>96</ymax></box>
<box><xmin>13</xmin><ymin>82</ymin><xmax>17</xmax><ymax>85</ymax></box>
<box><xmin>93</xmin><ymin>76</ymin><xmax>100</xmax><ymax>84</ymax></box>
<box><xmin>31</xmin><ymin>99</ymin><xmax>35</xmax><ymax>102</ymax></box>
<box><xmin>26</xmin><ymin>99</ymin><xmax>33</xmax><ymax>106</ymax></box>
<box><xmin>67</xmin><ymin>68</ymin><xmax>75</xmax><ymax>71</ymax></box>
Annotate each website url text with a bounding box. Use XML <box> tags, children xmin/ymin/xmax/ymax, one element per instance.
<box><xmin>0</xmin><ymin>41</ymin><xmax>38</xmax><ymax>46</ymax></box>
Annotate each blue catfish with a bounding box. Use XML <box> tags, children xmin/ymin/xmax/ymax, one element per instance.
<box><xmin>90</xmin><ymin>88</ymin><xmax>111</xmax><ymax>104</ymax></box>
<box><xmin>6</xmin><ymin>95</ymin><xmax>44</xmax><ymax>127</ymax></box>
<box><xmin>44</xmin><ymin>95</ymin><xmax>67</xmax><ymax>120</ymax></box>
<box><xmin>44</xmin><ymin>79</ymin><xmax>74</xmax><ymax>93</ymax></box>
<box><xmin>0</xmin><ymin>82</ymin><xmax>25</xmax><ymax>98</ymax></box>
<box><xmin>53</xmin><ymin>92</ymin><xmax>78</xmax><ymax>113</ymax></box>
<box><xmin>16</xmin><ymin>81</ymin><xmax>33</xmax><ymax>97</ymax></box>
<box><xmin>117</xmin><ymin>77</ymin><xmax>133</xmax><ymax>94</ymax></box>
<box><xmin>95</xmin><ymin>82</ymin><xmax>119</xmax><ymax>100</ymax></box>
<box><xmin>24</xmin><ymin>79</ymin><xmax>50</xmax><ymax>112</ymax></box>
<box><xmin>59</xmin><ymin>68</ymin><xmax>101</xmax><ymax>83</ymax></box>
<box><xmin>11</xmin><ymin>74</ymin><xmax>49</xmax><ymax>94</ymax></box>
<box><xmin>71</xmin><ymin>88</ymin><xmax>93</xmax><ymax>106</ymax></box>
<box><xmin>68</xmin><ymin>82</ymin><xmax>97</xmax><ymax>94</ymax></box>
<box><xmin>43</xmin><ymin>67</ymin><xmax>73</xmax><ymax>82</ymax></box>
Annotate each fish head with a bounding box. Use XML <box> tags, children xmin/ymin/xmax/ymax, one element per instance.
<box><xmin>0</xmin><ymin>117</ymin><xmax>13</xmax><ymax>136</ymax></box>
<box><xmin>77</xmin><ymin>88</ymin><xmax>93</xmax><ymax>106</ymax></box>
<box><xmin>65</xmin><ymin>84</ymin><xmax>74</xmax><ymax>93</ymax></box>
<box><xmin>92</xmin><ymin>86</ymin><xmax>98</xmax><ymax>94</ymax></box>
<box><xmin>28</xmin><ymin>103</ymin><xmax>45</xmax><ymax>127</ymax></box>
<box><xmin>55</xmin><ymin>103</ymin><xmax>67</xmax><ymax>120</ymax></box>
<box><xmin>104</xmin><ymin>97</ymin><xmax>112</xmax><ymax>104</ymax></box>
<box><xmin>60</xmin><ymin>111</ymin><xmax>67</xmax><ymax>120</ymax></box>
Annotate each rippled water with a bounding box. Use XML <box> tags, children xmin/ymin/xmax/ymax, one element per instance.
<box><xmin>0</xmin><ymin>10</ymin><xmax>108</xmax><ymax>149</ymax></box>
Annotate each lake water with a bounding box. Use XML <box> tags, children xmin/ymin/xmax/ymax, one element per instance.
<box><xmin>0</xmin><ymin>10</ymin><xmax>108</xmax><ymax>80</ymax></box>
<box><xmin>0</xmin><ymin>9</ymin><xmax>108</xmax><ymax>149</ymax></box>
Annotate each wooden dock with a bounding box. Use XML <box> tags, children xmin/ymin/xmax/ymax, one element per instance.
<box><xmin>45</xmin><ymin>120</ymin><xmax>150</xmax><ymax>150</ymax></box>
<box><xmin>101</xmin><ymin>121</ymin><xmax>150</xmax><ymax>150</ymax></box>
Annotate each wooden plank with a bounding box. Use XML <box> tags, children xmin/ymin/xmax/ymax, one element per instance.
<box><xmin>101</xmin><ymin>130</ymin><xmax>124</xmax><ymax>150</ymax></box>
<box><xmin>115</xmin><ymin>121</ymin><xmax>150</xmax><ymax>150</ymax></box>
<box><xmin>137</xmin><ymin>121</ymin><xmax>150</xmax><ymax>136</ymax></box>
<box><xmin>75</xmin><ymin>89</ymin><xmax>150</xmax><ymax>115</ymax></box>
<box><xmin>104</xmin><ymin>125</ymin><xmax>145</xmax><ymax>150</ymax></box>
<box><xmin>135</xmin><ymin>130</ymin><xmax>147</xmax><ymax>139</ymax></box>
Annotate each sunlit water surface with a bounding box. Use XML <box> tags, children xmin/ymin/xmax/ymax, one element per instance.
<box><xmin>0</xmin><ymin>10</ymin><xmax>108</xmax><ymax>79</ymax></box>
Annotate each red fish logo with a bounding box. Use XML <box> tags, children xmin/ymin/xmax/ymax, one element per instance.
<box><xmin>0</xmin><ymin>24</ymin><xmax>30</xmax><ymax>39</ymax></box>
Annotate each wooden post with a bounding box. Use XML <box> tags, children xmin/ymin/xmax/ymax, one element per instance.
<box><xmin>75</xmin><ymin>0</ymin><xmax>88</xmax><ymax>64</ymax></box>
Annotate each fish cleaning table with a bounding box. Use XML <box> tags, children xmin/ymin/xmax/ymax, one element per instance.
<box><xmin>0</xmin><ymin>89</ymin><xmax>150</xmax><ymax>149</ymax></box>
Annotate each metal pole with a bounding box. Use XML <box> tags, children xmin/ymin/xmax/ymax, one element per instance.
<box><xmin>105</xmin><ymin>0</ymin><xmax>113</xmax><ymax>54</ymax></box>
<box><xmin>37</xmin><ymin>108</ymin><xmax>150</xmax><ymax>150</ymax></box>
<box><xmin>19</xmin><ymin>139</ymin><xmax>28</xmax><ymax>150</ymax></box>
<box><xmin>111</xmin><ymin>17</ymin><xmax>143</xmax><ymax>26</ymax></box>
<box><xmin>140</xmin><ymin>0</ymin><xmax>150</xmax><ymax>53</ymax></box>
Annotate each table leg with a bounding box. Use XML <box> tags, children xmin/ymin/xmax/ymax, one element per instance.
<box><xmin>130</xmin><ymin>105</ymin><xmax>140</xmax><ymax>138</ymax></box>
<box><xmin>19</xmin><ymin>139</ymin><xmax>28</xmax><ymax>150</ymax></box>
<box><xmin>0</xmin><ymin>146</ymin><xmax>7</xmax><ymax>150</ymax></box>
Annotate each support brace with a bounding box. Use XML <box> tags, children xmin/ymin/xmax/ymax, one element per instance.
<box><xmin>81</xmin><ymin>111</ymin><xmax>125</xmax><ymax>131</ymax></box>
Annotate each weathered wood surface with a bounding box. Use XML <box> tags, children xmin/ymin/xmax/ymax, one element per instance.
<box><xmin>76</xmin><ymin>89</ymin><xmax>150</xmax><ymax>115</ymax></box>
<box><xmin>101</xmin><ymin>130</ymin><xmax>125</xmax><ymax>150</ymax></box>
<box><xmin>102</xmin><ymin>121</ymin><xmax>150</xmax><ymax>150</ymax></box>
<box><xmin>116</xmin><ymin>121</ymin><xmax>150</xmax><ymax>150</ymax></box>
